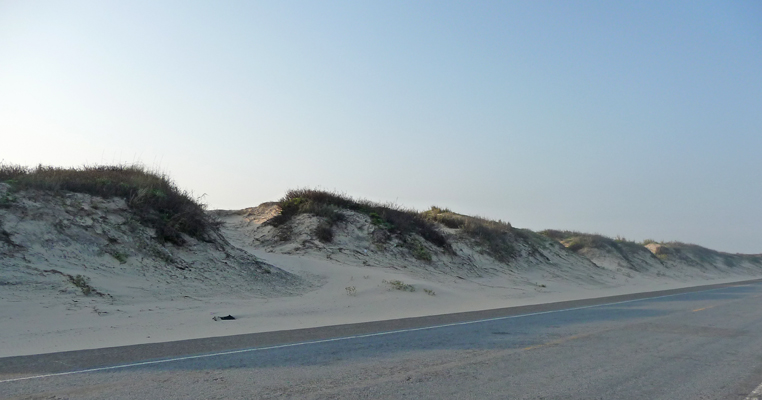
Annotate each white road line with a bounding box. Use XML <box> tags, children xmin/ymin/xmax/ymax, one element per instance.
<box><xmin>0</xmin><ymin>284</ymin><xmax>741</xmax><ymax>384</ymax></box>
<box><xmin>746</xmin><ymin>381</ymin><xmax>762</xmax><ymax>400</ymax></box>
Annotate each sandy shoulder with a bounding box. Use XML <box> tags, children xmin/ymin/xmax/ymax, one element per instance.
<box><xmin>1</xmin><ymin>249</ymin><xmax>757</xmax><ymax>358</ymax></box>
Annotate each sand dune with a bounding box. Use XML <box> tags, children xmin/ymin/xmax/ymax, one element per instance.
<box><xmin>1</xmin><ymin>183</ymin><xmax>760</xmax><ymax>358</ymax></box>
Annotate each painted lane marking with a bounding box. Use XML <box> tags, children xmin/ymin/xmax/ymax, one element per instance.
<box><xmin>745</xmin><ymin>380</ymin><xmax>762</xmax><ymax>400</ymax></box>
<box><xmin>0</xmin><ymin>283</ymin><xmax>752</xmax><ymax>384</ymax></box>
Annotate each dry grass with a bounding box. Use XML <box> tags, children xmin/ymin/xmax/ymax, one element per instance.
<box><xmin>422</xmin><ymin>206</ymin><xmax>516</xmax><ymax>263</ymax></box>
<box><xmin>266</xmin><ymin>189</ymin><xmax>451</xmax><ymax>249</ymax></box>
<box><xmin>657</xmin><ymin>241</ymin><xmax>739</xmax><ymax>266</ymax></box>
<box><xmin>69</xmin><ymin>274</ymin><xmax>94</xmax><ymax>296</ymax></box>
<box><xmin>541</xmin><ymin>230</ymin><xmax>612</xmax><ymax>252</ymax></box>
<box><xmin>0</xmin><ymin>163</ymin><xmax>218</xmax><ymax>245</ymax></box>
<box><xmin>540</xmin><ymin>230</ymin><xmax>648</xmax><ymax>261</ymax></box>
<box><xmin>265</xmin><ymin>190</ymin><xmax>522</xmax><ymax>262</ymax></box>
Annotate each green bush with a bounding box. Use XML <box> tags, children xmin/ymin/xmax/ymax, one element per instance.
<box><xmin>369</xmin><ymin>212</ymin><xmax>393</xmax><ymax>230</ymax></box>
<box><xmin>406</xmin><ymin>238</ymin><xmax>432</xmax><ymax>261</ymax></box>
<box><xmin>0</xmin><ymin>163</ymin><xmax>218</xmax><ymax>246</ymax></box>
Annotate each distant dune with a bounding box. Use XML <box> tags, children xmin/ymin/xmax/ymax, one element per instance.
<box><xmin>222</xmin><ymin>189</ymin><xmax>762</xmax><ymax>280</ymax></box>
<box><xmin>1</xmin><ymin>166</ymin><xmax>760</xmax><ymax>357</ymax></box>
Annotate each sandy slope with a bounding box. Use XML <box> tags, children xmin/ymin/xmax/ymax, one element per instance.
<box><xmin>1</xmin><ymin>189</ymin><xmax>761</xmax><ymax>358</ymax></box>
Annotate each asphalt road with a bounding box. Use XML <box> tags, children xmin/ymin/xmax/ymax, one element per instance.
<box><xmin>3</xmin><ymin>279</ymin><xmax>762</xmax><ymax>399</ymax></box>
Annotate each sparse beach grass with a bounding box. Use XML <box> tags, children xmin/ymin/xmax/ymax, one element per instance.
<box><xmin>383</xmin><ymin>279</ymin><xmax>415</xmax><ymax>292</ymax></box>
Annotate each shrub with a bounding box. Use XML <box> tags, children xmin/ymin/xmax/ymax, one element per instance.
<box><xmin>406</xmin><ymin>238</ymin><xmax>432</xmax><ymax>261</ymax></box>
<box><xmin>369</xmin><ymin>212</ymin><xmax>393</xmax><ymax>230</ymax></box>
<box><xmin>315</xmin><ymin>221</ymin><xmax>334</xmax><ymax>243</ymax></box>
<box><xmin>0</xmin><ymin>163</ymin><xmax>218</xmax><ymax>246</ymax></box>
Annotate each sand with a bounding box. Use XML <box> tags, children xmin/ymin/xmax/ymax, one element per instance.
<box><xmin>1</xmin><ymin>187</ymin><xmax>760</xmax><ymax>358</ymax></box>
<box><xmin>1</xmin><ymin>243</ymin><xmax>758</xmax><ymax>358</ymax></box>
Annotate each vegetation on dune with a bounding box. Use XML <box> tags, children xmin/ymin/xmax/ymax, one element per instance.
<box><xmin>652</xmin><ymin>241</ymin><xmax>759</xmax><ymax>266</ymax></box>
<box><xmin>0</xmin><ymin>164</ymin><xmax>218</xmax><ymax>245</ymax></box>
<box><xmin>266</xmin><ymin>189</ymin><xmax>451</xmax><ymax>250</ymax></box>
<box><xmin>69</xmin><ymin>274</ymin><xmax>94</xmax><ymax>296</ymax></box>
<box><xmin>538</xmin><ymin>230</ymin><xmax>761</xmax><ymax>269</ymax></box>
<box><xmin>422</xmin><ymin>206</ymin><xmax>517</xmax><ymax>263</ymax></box>
<box><xmin>265</xmin><ymin>190</ymin><xmax>523</xmax><ymax>263</ymax></box>
<box><xmin>263</xmin><ymin>190</ymin><xmax>759</xmax><ymax>269</ymax></box>
<box><xmin>4</xmin><ymin>165</ymin><xmax>756</xmax><ymax>271</ymax></box>
<box><xmin>539</xmin><ymin>230</ymin><xmax>649</xmax><ymax>262</ymax></box>
<box><xmin>541</xmin><ymin>230</ymin><xmax>603</xmax><ymax>251</ymax></box>
<box><xmin>383</xmin><ymin>279</ymin><xmax>416</xmax><ymax>292</ymax></box>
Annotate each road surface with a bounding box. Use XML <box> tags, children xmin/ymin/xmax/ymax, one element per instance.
<box><xmin>3</xmin><ymin>279</ymin><xmax>762</xmax><ymax>399</ymax></box>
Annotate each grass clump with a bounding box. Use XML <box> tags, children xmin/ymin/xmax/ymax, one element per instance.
<box><xmin>266</xmin><ymin>189</ymin><xmax>450</xmax><ymax>249</ymax></box>
<box><xmin>422</xmin><ymin>206</ymin><xmax>515</xmax><ymax>263</ymax></box>
<box><xmin>69</xmin><ymin>274</ymin><xmax>94</xmax><ymax>296</ymax></box>
<box><xmin>0</xmin><ymin>164</ymin><xmax>218</xmax><ymax>246</ymax></box>
<box><xmin>383</xmin><ymin>279</ymin><xmax>415</xmax><ymax>292</ymax></box>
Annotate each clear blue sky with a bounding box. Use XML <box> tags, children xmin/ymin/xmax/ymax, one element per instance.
<box><xmin>1</xmin><ymin>1</ymin><xmax>760</xmax><ymax>253</ymax></box>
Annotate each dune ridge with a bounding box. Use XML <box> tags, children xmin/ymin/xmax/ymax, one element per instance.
<box><xmin>1</xmin><ymin>168</ymin><xmax>760</xmax><ymax>357</ymax></box>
